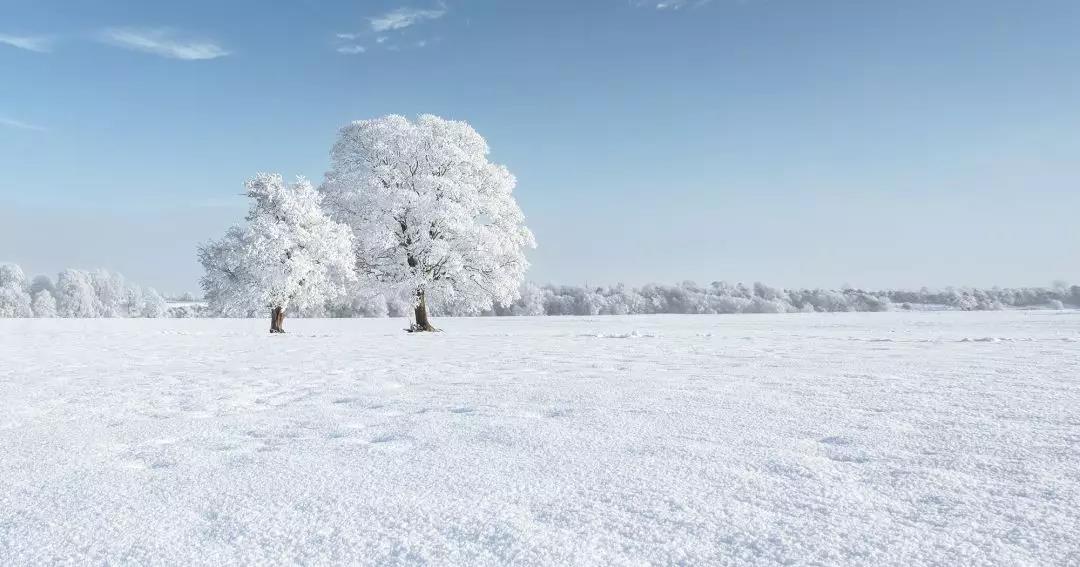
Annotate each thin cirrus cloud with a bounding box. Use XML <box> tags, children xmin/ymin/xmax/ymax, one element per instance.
<box><xmin>0</xmin><ymin>116</ymin><xmax>46</xmax><ymax>132</ymax></box>
<box><xmin>651</xmin><ymin>0</ymin><xmax>713</xmax><ymax>9</ymax></box>
<box><xmin>335</xmin><ymin>5</ymin><xmax>445</xmax><ymax>54</ymax></box>
<box><xmin>369</xmin><ymin>6</ymin><xmax>447</xmax><ymax>32</ymax></box>
<box><xmin>0</xmin><ymin>33</ymin><xmax>54</xmax><ymax>53</ymax></box>
<box><xmin>97</xmin><ymin>28</ymin><xmax>229</xmax><ymax>60</ymax></box>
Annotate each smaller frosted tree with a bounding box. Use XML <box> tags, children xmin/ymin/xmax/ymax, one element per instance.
<box><xmin>32</xmin><ymin>289</ymin><xmax>58</xmax><ymax>318</ymax></box>
<box><xmin>199</xmin><ymin>173</ymin><xmax>356</xmax><ymax>333</ymax></box>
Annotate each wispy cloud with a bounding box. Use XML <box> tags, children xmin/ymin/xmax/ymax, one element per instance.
<box><xmin>98</xmin><ymin>28</ymin><xmax>229</xmax><ymax>60</ymax></box>
<box><xmin>0</xmin><ymin>33</ymin><xmax>53</xmax><ymax>53</ymax></box>
<box><xmin>648</xmin><ymin>0</ymin><xmax>714</xmax><ymax>9</ymax></box>
<box><xmin>0</xmin><ymin>116</ymin><xmax>46</xmax><ymax>132</ymax></box>
<box><xmin>334</xmin><ymin>4</ymin><xmax>445</xmax><ymax>55</ymax></box>
<box><xmin>369</xmin><ymin>6</ymin><xmax>446</xmax><ymax>32</ymax></box>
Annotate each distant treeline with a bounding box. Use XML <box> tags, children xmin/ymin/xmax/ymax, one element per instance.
<box><xmin>2</xmin><ymin>262</ymin><xmax>1075</xmax><ymax>319</ymax></box>
<box><xmin>0</xmin><ymin>264</ymin><xmax>169</xmax><ymax>319</ymax></box>
<box><xmin>487</xmin><ymin>281</ymin><xmax>1079</xmax><ymax>316</ymax></box>
<box><xmin>183</xmin><ymin>280</ymin><xmax>1079</xmax><ymax>318</ymax></box>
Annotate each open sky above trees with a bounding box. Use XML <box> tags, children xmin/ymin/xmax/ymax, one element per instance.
<box><xmin>2</xmin><ymin>0</ymin><xmax>1079</xmax><ymax>292</ymax></box>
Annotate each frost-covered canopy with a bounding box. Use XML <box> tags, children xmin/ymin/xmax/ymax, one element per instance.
<box><xmin>322</xmin><ymin>114</ymin><xmax>535</xmax><ymax>314</ymax></box>
<box><xmin>200</xmin><ymin>173</ymin><xmax>356</xmax><ymax>316</ymax></box>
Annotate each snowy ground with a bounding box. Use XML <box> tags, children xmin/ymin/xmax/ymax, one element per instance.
<box><xmin>1</xmin><ymin>312</ymin><xmax>1078</xmax><ymax>566</ymax></box>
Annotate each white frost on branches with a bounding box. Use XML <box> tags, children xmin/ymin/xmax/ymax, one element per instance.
<box><xmin>322</xmin><ymin>114</ymin><xmax>536</xmax><ymax>315</ymax></box>
<box><xmin>200</xmin><ymin>173</ymin><xmax>356</xmax><ymax>317</ymax></box>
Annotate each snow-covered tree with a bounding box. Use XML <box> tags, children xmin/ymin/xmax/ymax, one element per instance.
<box><xmin>322</xmin><ymin>114</ymin><xmax>536</xmax><ymax>331</ymax></box>
<box><xmin>142</xmin><ymin>288</ymin><xmax>168</xmax><ymax>318</ymax></box>
<box><xmin>123</xmin><ymin>286</ymin><xmax>146</xmax><ymax>317</ymax></box>
<box><xmin>91</xmin><ymin>269</ymin><xmax>128</xmax><ymax>318</ymax></box>
<box><xmin>0</xmin><ymin>287</ymin><xmax>32</xmax><ymax>317</ymax></box>
<box><xmin>199</xmin><ymin>173</ymin><xmax>356</xmax><ymax>333</ymax></box>
<box><xmin>31</xmin><ymin>289</ymin><xmax>58</xmax><ymax>318</ymax></box>
<box><xmin>0</xmin><ymin>263</ymin><xmax>33</xmax><ymax>317</ymax></box>
<box><xmin>55</xmin><ymin>269</ymin><xmax>102</xmax><ymax>318</ymax></box>
<box><xmin>510</xmin><ymin>282</ymin><xmax>545</xmax><ymax>316</ymax></box>
<box><xmin>0</xmin><ymin>263</ymin><xmax>27</xmax><ymax>289</ymax></box>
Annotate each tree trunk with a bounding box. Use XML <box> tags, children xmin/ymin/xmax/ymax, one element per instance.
<box><xmin>270</xmin><ymin>306</ymin><xmax>286</xmax><ymax>333</ymax></box>
<box><xmin>411</xmin><ymin>290</ymin><xmax>437</xmax><ymax>332</ymax></box>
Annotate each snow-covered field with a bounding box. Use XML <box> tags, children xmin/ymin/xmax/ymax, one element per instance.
<box><xmin>1</xmin><ymin>312</ymin><xmax>1078</xmax><ymax>566</ymax></box>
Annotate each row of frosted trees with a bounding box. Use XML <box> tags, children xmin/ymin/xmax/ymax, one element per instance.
<box><xmin>229</xmin><ymin>280</ymin><xmax>1073</xmax><ymax>319</ymax></box>
<box><xmin>491</xmin><ymin>281</ymin><xmax>1078</xmax><ymax>316</ymax></box>
<box><xmin>0</xmin><ymin>264</ymin><xmax>168</xmax><ymax>318</ymax></box>
<box><xmin>5</xmin><ymin>263</ymin><xmax>1073</xmax><ymax>319</ymax></box>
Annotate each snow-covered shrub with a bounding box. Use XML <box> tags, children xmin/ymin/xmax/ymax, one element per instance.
<box><xmin>166</xmin><ymin>303</ymin><xmax>206</xmax><ymax>318</ymax></box>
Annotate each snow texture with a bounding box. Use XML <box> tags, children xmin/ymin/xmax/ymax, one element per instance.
<box><xmin>1</xmin><ymin>311</ymin><xmax>1078</xmax><ymax>565</ymax></box>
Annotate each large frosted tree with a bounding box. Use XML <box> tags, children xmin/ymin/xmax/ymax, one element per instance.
<box><xmin>199</xmin><ymin>173</ymin><xmax>356</xmax><ymax>333</ymax></box>
<box><xmin>322</xmin><ymin>114</ymin><xmax>535</xmax><ymax>331</ymax></box>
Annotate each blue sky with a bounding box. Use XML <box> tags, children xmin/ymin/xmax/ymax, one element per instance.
<box><xmin>1</xmin><ymin>0</ymin><xmax>1078</xmax><ymax>294</ymax></box>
